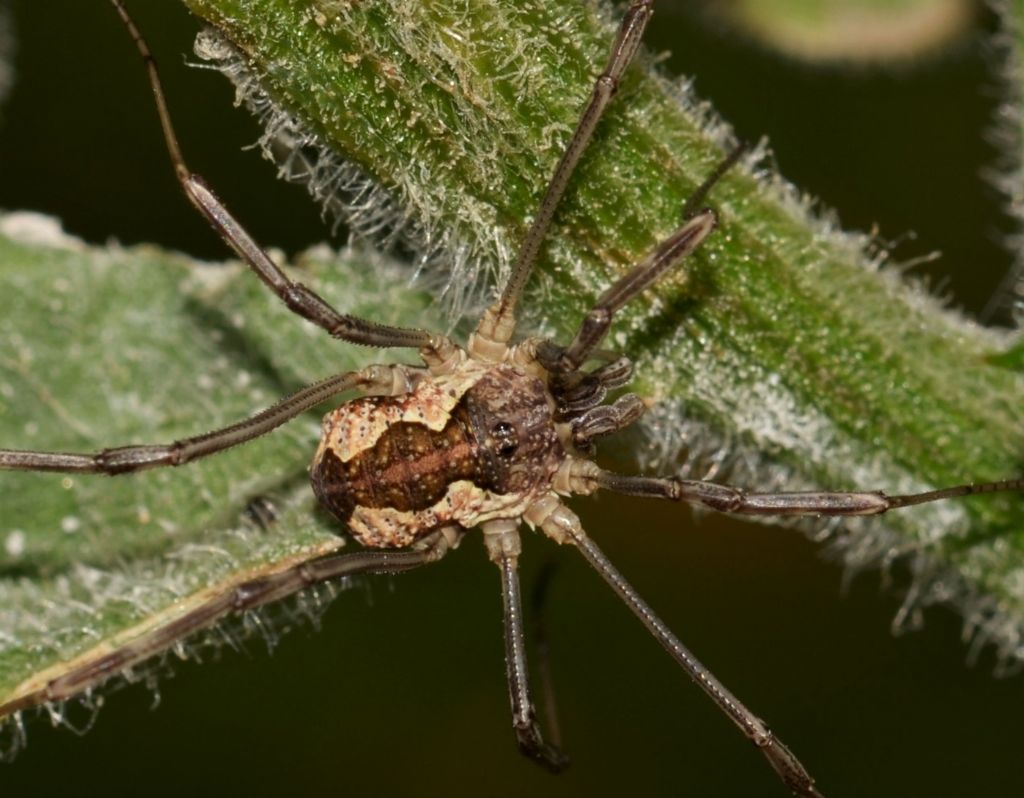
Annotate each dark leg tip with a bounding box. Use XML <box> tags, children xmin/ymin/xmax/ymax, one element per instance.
<box><xmin>517</xmin><ymin>737</ymin><xmax>570</xmax><ymax>774</ymax></box>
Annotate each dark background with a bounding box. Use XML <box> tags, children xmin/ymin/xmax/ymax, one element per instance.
<box><xmin>1</xmin><ymin>1</ymin><xmax>1022</xmax><ymax>796</ymax></box>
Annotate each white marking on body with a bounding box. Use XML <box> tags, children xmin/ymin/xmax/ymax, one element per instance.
<box><xmin>349</xmin><ymin>480</ymin><xmax>535</xmax><ymax>548</ymax></box>
<box><xmin>317</xmin><ymin>361</ymin><xmax>492</xmax><ymax>464</ymax></box>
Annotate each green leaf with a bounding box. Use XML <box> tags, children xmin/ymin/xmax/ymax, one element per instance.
<box><xmin>0</xmin><ymin>215</ymin><xmax>439</xmax><ymax>721</ymax></box>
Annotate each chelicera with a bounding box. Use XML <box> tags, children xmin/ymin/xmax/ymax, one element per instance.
<box><xmin>1</xmin><ymin>2</ymin><xmax>1022</xmax><ymax>795</ymax></box>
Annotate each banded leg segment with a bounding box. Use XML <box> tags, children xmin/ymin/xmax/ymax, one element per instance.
<box><xmin>0</xmin><ymin>364</ymin><xmax>414</xmax><ymax>475</ymax></box>
<box><xmin>476</xmin><ymin>0</ymin><xmax>655</xmax><ymax>346</ymax></box>
<box><xmin>2</xmin><ymin>532</ymin><xmax>455</xmax><ymax>718</ymax></box>
<box><xmin>548</xmin><ymin>211</ymin><xmax>716</xmax><ymax>373</ymax></box>
<box><xmin>534</xmin><ymin>501</ymin><xmax>823</xmax><ymax>798</ymax></box>
<box><xmin>591</xmin><ymin>470</ymin><xmax>1024</xmax><ymax>516</ymax></box>
<box><xmin>109</xmin><ymin>0</ymin><xmax>443</xmax><ymax>352</ymax></box>
<box><xmin>539</xmin><ymin>144</ymin><xmax>742</xmax><ymax>374</ymax></box>
<box><xmin>483</xmin><ymin>521</ymin><xmax>569</xmax><ymax>772</ymax></box>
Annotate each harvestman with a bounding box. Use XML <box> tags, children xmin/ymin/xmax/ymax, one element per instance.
<box><xmin>2</xmin><ymin>2</ymin><xmax>1022</xmax><ymax>795</ymax></box>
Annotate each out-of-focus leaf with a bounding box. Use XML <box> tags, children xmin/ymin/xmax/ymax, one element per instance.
<box><xmin>700</xmin><ymin>0</ymin><xmax>976</xmax><ymax>63</ymax></box>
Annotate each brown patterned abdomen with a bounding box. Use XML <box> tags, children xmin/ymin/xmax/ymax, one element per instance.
<box><xmin>311</xmin><ymin>402</ymin><xmax>478</xmax><ymax>523</ymax></box>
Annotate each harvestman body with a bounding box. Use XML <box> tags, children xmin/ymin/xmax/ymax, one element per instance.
<box><xmin>1</xmin><ymin>2</ymin><xmax>1022</xmax><ymax>795</ymax></box>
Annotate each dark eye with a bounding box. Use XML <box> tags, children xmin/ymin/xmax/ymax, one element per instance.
<box><xmin>491</xmin><ymin>422</ymin><xmax>519</xmax><ymax>457</ymax></box>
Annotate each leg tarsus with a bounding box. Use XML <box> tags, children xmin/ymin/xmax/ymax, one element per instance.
<box><xmin>514</xmin><ymin>716</ymin><xmax>570</xmax><ymax>774</ymax></box>
<box><xmin>758</xmin><ymin>733</ymin><xmax>825</xmax><ymax>798</ymax></box>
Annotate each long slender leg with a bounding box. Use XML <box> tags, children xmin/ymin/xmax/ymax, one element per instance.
<box><xmin>108</xmin><ymin>0</ymin><xmax>443</xmax><ymax>352</ymax></box>
<box><xmin>679</xmin><ymin>142</ymin><xmax>747</xmax><ymax>222</ymax></box>
<box><xmin>3</xmin><ymin>532</ymin><xmax>455</xmax><ymax>717</ymax></box>
<box><xmin>0</xmin><ymin>364</ymin><xmax>411</xmax><ymax>475</ymax></box>
<box><xmin>483</xmin><ymin>520</ymin><xmax>568</xmax><ymax>772</ymax></box>
<box><xmin>534</xmin><ymin>502</ymin><xmax>823</xmax><ymax>797</ymax></box>
<box><xmin>538</xmin><ymin>144</ymin><xmax>744</xmax><ymax>374</ymax></box>
<box><xmin>590</xmin><ymin>469</ymin><xmax>1024</xmax><ymax>516</ymax></box>
<box><xmin>475</xmin><ymin>0</ymin><xmax>655</xmax><ymax>348</ymax></box>
<box><xmin>544</xmin><ymin>211</ymin><xmax>715</xmax><ymax>372</ymax></box>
